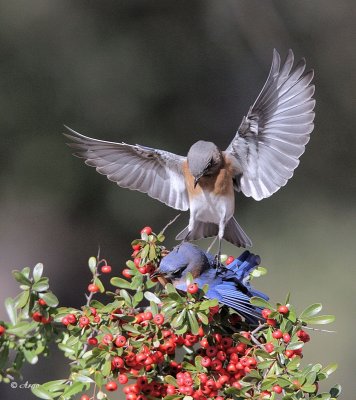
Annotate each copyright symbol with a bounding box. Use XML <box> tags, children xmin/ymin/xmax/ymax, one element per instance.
<box><xmin>11</xmin><ymin>382</ymin><xmax>17</xmax><ymax>389</ymax></box>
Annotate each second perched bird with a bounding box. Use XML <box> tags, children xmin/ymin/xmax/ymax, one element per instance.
<box><xmin>152</xmin><ymin>242</ymin><xmax>269</xmax><ymax>325</ymax></box>
<box><xmin>65</xmin><ymin>49</ymin><xmax>315</xmax><ymax>251</ymax></box>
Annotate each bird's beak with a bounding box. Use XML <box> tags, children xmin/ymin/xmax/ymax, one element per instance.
<box><xmin>150</xmin><ymin>269</ymin><xmax>169</xmax><ymax>286</ymax></box>
<box><xmin>194</xmin><ymin>175</ymin><xmax>201</xmax><ymax>188</ymax></box>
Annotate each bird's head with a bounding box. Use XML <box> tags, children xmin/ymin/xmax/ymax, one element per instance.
<box><xmin>151</xmin><ymin>242</ymin><xmax>210</xmax><ymax>284</ymax></box>
<box><xmin>187</xmin><ymin>141</ymin><xmax>223</xmax><ymax>188</ymax></box>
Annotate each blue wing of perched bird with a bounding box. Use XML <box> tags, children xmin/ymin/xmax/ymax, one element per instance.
<box><xmin>155</xmin><ymin>243</ymin><xmax>269</xmax><ymax>324</ymax></box>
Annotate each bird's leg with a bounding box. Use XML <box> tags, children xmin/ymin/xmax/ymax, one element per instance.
<box><xmin>207</xmin><ymin>236</ymin><xmax>218</xmax><ymax>253</ymax></box>
<box><xmin>213</xmin><ymin>237</ymin><xmax>222</xmax><ymax>268</ymax></box>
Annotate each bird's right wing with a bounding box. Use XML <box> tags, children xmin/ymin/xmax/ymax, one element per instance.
<box><xmin>64</xmin><ymin>127</ymin><xmax>189</xmax><ymax>211</ymax></box>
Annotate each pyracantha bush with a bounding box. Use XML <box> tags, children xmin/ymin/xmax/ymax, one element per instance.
<box><xmin>0</xmin><ymin>227</ymin><xmax>341</xmax><ymax>400</ymax></box>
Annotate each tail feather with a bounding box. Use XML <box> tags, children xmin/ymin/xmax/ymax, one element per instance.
<box><xmin>176</xmin><ymin>217</ymin><xmax>252</xmax><ymax>248</ymax></box>
<box><xmin>223</xmin><ymin>217</ymin><xmax>252</xmax><ymax>248</ymax></box>
<box><xmin>175</xmin><ymin>221</ymin><xmax>218</xmax><ymax>241</ymax></box>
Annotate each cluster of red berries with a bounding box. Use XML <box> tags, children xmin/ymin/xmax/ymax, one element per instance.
<box><xmin>31</xmin><ymin>298</ymin><xmax>53</xmax><ymax>324</ymax></box>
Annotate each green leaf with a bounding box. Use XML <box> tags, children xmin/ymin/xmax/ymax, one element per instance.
<box><xmin>40</xmin><ymin>292</ymin><xmax>59</xmax><ymax>308</ymax></box>
<box><xmin>14</xmin><ymin>290</ymin><xmax>30</xmax><ymax>309</ymax></box>
<box><xmin>12</xmin><ymin>270</ymin><xmax>32</xmax><ymax>286</ymax></box>
<box><xmin>164</xmin><ymin>375</ymin><xmax>178</xmax><ymax>387</ymax></box>
<box><xmin>122</xmin><ymin>324</ymin><xmax>141</xmax><ymax>335</ymax></box>
<box><xmin>31</xmin><ymin>385</ymin><xmax>55</xmax><ymax>400</ymax></box>
<box><xmin>141</xmin><ymin>244</ymin><xmax>150</xmax><ymax>258</ymax></box>
<box><xmin>62</xmin><ymin>381</ymin><xmax>87</xmax><ymax>398</ymax></box>
<box><xmin>286</xmin><ymin>356</ymin><xmax>301</xmax><ymax>371</ymax></box>
<box><xmin>0</xmin><ymin>346</ymin><xmax>9</xmax><ymax>369</ymax></box>
<box><xmin>303</xmin><ymin>315</ymin><xmax>335</xmax><ymax>325</ymax></box>
<box><xmin>41</xmin><ymin>379</ymin><xmax>67</xmax><ymax>392</ymax></box>
<box><xmin>197</xmin><ymin>312</ymin><xmax>209</xmax><ymax>325</ymax></box>
<box><xmin>277</xmin><ymin>377</ymin><xmax>291</xmax><ymax>387</ymax></box>
<box><xmin>133</xmin><ymin>291</ymin><xmax>143</xmax><ymax>306</ymax></box>
<box><xmin>119</xmin><ymin>289</ymin><xmax>132</xmax><ymax>307</ymax></box>
<box><xmin>94</xmin><ymin>277</ymin><xmax>105</xmax><ymax>293</ymax></box>
<box><xmin>166</xmin><ymin>283</ymin><xmax>178</xmax><ymax>294</ymax></box>
<box><xmin>187</xmin><ymin>310</ymin><xmax>199</xmax><ymax>335</ymax></box>
<box><xmin>301</xmin><ymin>384</ymin><xmax>316</xmax><ymax>393</ymax></box>
<box><xmin>149</xmin><ymin>244</ymin><xmax>156</xmax><ymax>260</ymax></box>
<box><xmin>102</xmin><ymin>358</ymin><xmax>112</xmax><ymax>377</ymax></box>
<box><xmin>110</xmin><ymin>277</ymin><xmax>132</xmax><ymax>289</ymax></box>
<box><xmin>144</xmin><ymin>291</ymin><xmax>161</xmax><ymax>304</ymax></box>
<box><xmin>172</xmin><ymin>309</ymin><xmax>187</xmax><ymax>328</ymax></box>
<box><xmin>94</xmin><ymin>371</ymin><xmax>103</xmax><ymax>388</ymax></box>
<box><xmin>287</xmin><ymin>341</ymin><xmax>304</xmax><ymax>350</ymax></box>
<box><xmin>5</xmin><ymin>298</ymin><xmax>17</xmax><ymax>325</ymax></box>
<box><xmin>33</xmin><ymin>263</ymin><xmax>44</xmax><ymax>282</ymax></box>
<box><xmin>299</xmin><ymin>303</ymin><xmax>322</xmax><ymax>320</ymax></box>
<box><xmin>250</xmin><ymin>296</ymin><xmax>274</xmax><ymax>310</ymax></box>
<box><xmin>320</xmin><ymin>363</ymin><xmax>338</xmax><ymax>376</ymax></box>
<box><xmin>199</xmin><ymin>299</ymin><xmax>218</xmax><ymax>310</ymax></box>
<box><xmin>32</xmin><ymin>277</ymin><xmax>49</xmax><ymax>292</ymax></box>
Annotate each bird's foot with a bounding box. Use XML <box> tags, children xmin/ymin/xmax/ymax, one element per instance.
<box><xmin>213</xmin><ymin>254</ymin><xmax>222</xmax><ymax>269</ymax></box>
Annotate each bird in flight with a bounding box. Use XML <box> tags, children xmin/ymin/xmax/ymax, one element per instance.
<box><xmin>65</xmin><ymin>49</ymin><xmax>315</xmax><ymax>255</ymax></box>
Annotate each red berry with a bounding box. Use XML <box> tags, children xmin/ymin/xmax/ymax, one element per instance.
<box><xmin>201</xmin><ymin>356</ymin><xmax>212</xmax><ymax>367</ymax></box>
<box><xmin>265</xmin><ymin>342</ymin><xmax>274</xmax><ymax>353</ymax></box>
<box><xmin>273</xmin><ymin>385</ymin><xmax>283</xmax><ymax>394</ymax></box>
<box><xmin>101</xmin><ymin>265</ymin><xmax>112</xmax><ymax>274</ymax></box>
<box><xmin>115</xmin><ymin>335</ymin><xmax>127</xmax><ymax>347</ymax></box>
<box><xmin>122</xmin><ymin>268</ymin><xmax>133</xmax><ymax>279</ymax></box>
<box><xmin>143</xmin><ymin>311</ymin><xmax>153</xmax><ymax>321</ymax></box>
<box><xmin>261</xmin><ymin>308</ymin><xmax>272</xmax><ymax>319</ymax></box>
<box><xmin>41</xmin><ymin>316</ymin><xmax>52</xmax><ymax>324</ymax></box>
<box><xmin>266</xmin><ymin>318</ymin><xmax>277</xmax><ymax>327</ymax></box>
<box><xmin>32</xmin><ymin>312</ymin><xmax>42</xmax><ymax>322</ymax></box>
<box><xmin>153</xmin><ymin>314</ymin><xmax>164</xmax><ymax>325</ymax></box>
<box><xmin>79</xmin><ymin>316</ymin><xmax>90</xmax><ymax>328</ymax></box>
<box><xmin>285</xmin><ymin>349</ymin><xmax>294</xmax><ymax>358</ymax></box>
<box><xmin>134</xmin><ymin>258</ymin><xmax>141</xmax><ymax>267</ymax></box>
<box><xmin>297</xmin><ymin>329</ymin><xmax>310</xmax><ymax>343</ymax></box>
<box><xmin>67</xmin><ymin>314</ymin><xmax>77</xmax><ymax>324</ymax></box>
<box><xmin>0</xmin><ymin>326</ymin><xmax>6</xmax><ymax>335</ymax></box>
<box><xmin>61</xmin><ymin>316</ymin><xmax>69</xmax><ymax>326</ymax></box>
<box><xmin>272</xmin><ymin>329</ymin><xmax>283</xmax><ymax>339</ymax></box>
<box><xmin>87</xmin><ymin>337</ymin><xmax>98</xmax><ymax>346</ymax></box>
<box><xmin>102</xmin><ymin>334</ymin><xmax>114</xmax><ymax>345</ymax></box>
<box><xmin>132</xmin><ymin>243</ymin><xmax>141</xmax><ymax>251</ymax></box>
<box><xmin>88</xmin><ymin>283</ymin><xmax>100</xmax><ymax>293</ymax></box>
<box><xmin>278</xmin><ymin>305</ymin><xmax>289</xmax><ymax>314</ymax></box>
<box><xmin>187</xmin><ymin>283</ymin><xmax>199</xmax><ymax>294</ymax></box>
<box><xmin>283</xmin><ymin>333</ymin><xmax>291</xmax><ymax>343</ymax></box>
<box><xmin>261</xmin><ymin>390</ymin><xmax>271</xmax><ymax>398</ymax></box>
<box><xmin>105</xmin><ymin>381</ymin><xmax>118</xmax><ymax>391</ymax></box>
<box><xmin>38</xmin><ymin>298</ymin><xmax>47</xmax><ymax>307</ymax></box>
<box><xmin>138</xmin><ymin>266</ymin><xmax>148</xmax><ymax>274</ymax></box>
<box><xmin>111</xmin><ymin>356</ymin><xmax>124</xmax><ymax>369</ymax></box>
<box><xmin>141</xmin><ymin>226</ymin><xmax>152</xmax><ymax>235</ymax></box>
<box><xmin>118</xmin><ymin>373</ymin><xmax>128</xmax><ymax>384</ymax></box>
<box><xmin>80</xmin><ymin>395</ymin><xmax>90</xmax><ymax>400</ymax></box>
<box><xmin>226</xmin><ymin>256</ymin><xmax>235</xmax><ymax>265</ymax></box>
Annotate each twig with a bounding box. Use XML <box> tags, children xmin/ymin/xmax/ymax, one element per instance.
<box><xmin>160</xmin><ymin>214</ymin><xmax>181</xmax><ymax>235</ymax></box>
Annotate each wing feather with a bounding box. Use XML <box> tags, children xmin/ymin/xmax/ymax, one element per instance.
<box><xmin>227</xmin><ymin>50</ymin><xmax>315</xmax><ymax>200</ymax></box>
<box><xmin>64</xmin><ymin>127</ymin><xmax>189</xmax><ymax>211</ymax></box>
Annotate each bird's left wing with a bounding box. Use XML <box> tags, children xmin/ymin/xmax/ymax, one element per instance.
<box><xmin>226</xmin><ymin>49</ymin><xmax>315</xmax><ymax>200</ymax></box>
<box><xmin>64</xmin><ymin>127</ymin><xmax>189</xmax><ymax>211</ymax></box>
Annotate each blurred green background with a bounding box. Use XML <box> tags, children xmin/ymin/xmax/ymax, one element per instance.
<box><xmin>0</xmin><ymin>0</ymin><xmax>355</xmax><ymax>398</ymax></box>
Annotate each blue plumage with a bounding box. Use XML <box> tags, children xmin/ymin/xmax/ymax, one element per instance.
<box><xmin>156</xmin><ymin>243</ymin><xmax>268</xmax><ymax>324</ymax></box>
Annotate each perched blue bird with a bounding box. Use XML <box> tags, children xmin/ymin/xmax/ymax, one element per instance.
<box><xmin>153</xmin><ymin>242</ymin><xmax>269</xmax><ymax>324</ymax></box>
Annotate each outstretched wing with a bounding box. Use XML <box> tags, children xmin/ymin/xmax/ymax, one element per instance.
<box><xmin>64</xmin><ymin>127</ymin><xmax>189</xmax><ymax>211</ymax></box>
<box><xmin>226</xmin><ymin>49</ymin><xmax>315</xmax><ymax>200</ymax></box>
